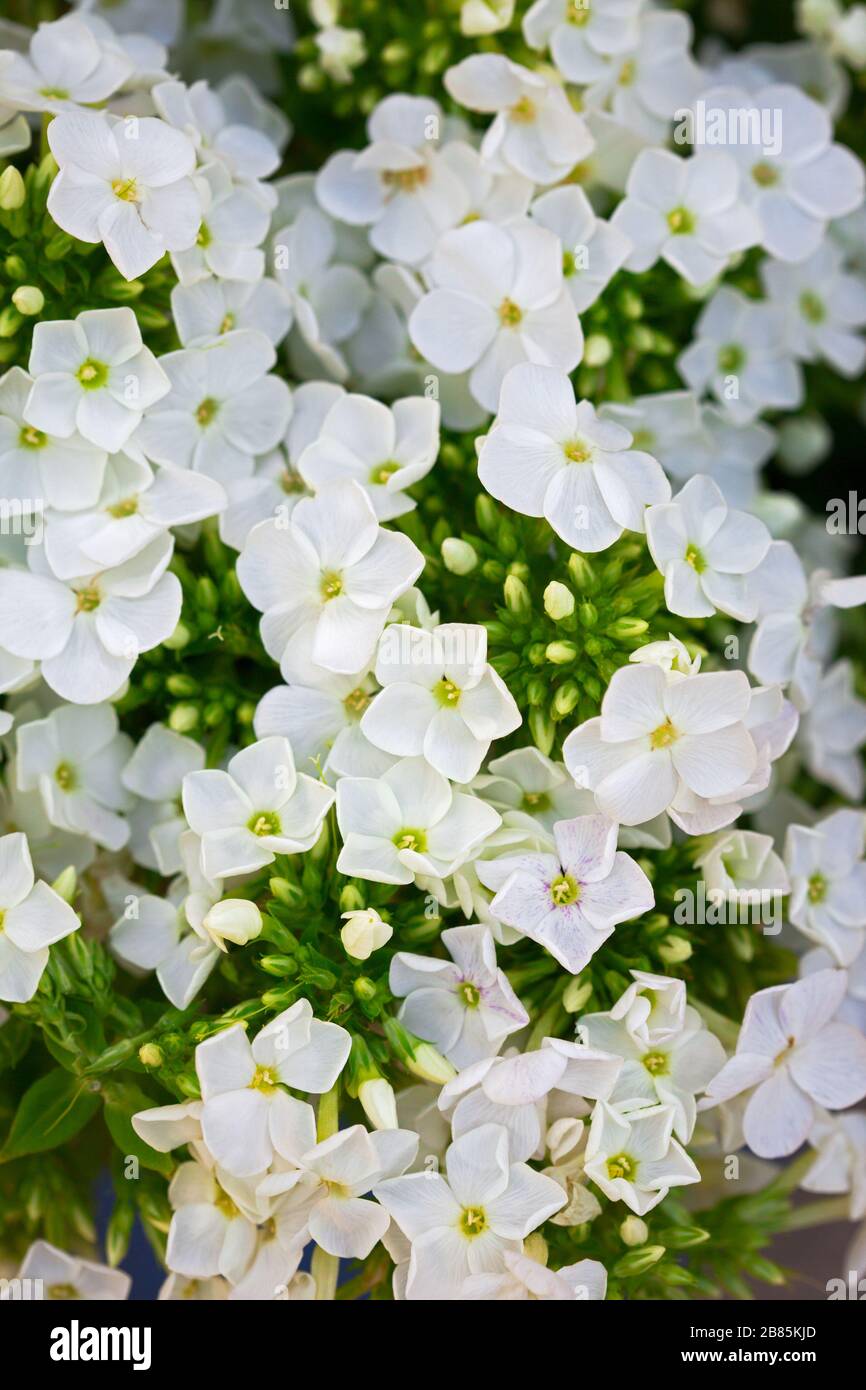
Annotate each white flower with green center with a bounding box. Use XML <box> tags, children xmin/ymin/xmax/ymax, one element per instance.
<box><xmin>677</xmin><ymin>286</ymin><xmax>804</xmax><ymax>425</ymax></box>
<box><xmin>255</xmin><ymin>665</ymin><xmax>390</xmax><ymax>783</ymax></box>
<box><xmin>800</xmin><ymin>660</ymin><xmax>866</xmax><ymax>800</ymax></box>
<box><xmin>236</xmin><ymin>479</ymin><xmax>424</xmax><ymax>677</ymax></box>
<box><xmin>564</xmin><ymin>660</ymin><xmax>758</xmax><ymax>828</ymax></box>
<box><xmin>0</xmin><ymin>533</ymin><xmax>182</xmax><ymax>705</ymax></box>
<box><xmin>611</xmin><ymin>148</ymin><xmax>760</xmax><ymax>286</ymax></box>
<box><xmin>297</xmin><ymin>392</ymin><xmax>439</xmax><ymax>523</ymax></box>
<box><xmin>271</xmin><ymin>206</ymin><xmax>372</xmax><ymax>381</ymax></box>
<box><xmin>16</xmin><ymin>1241</ymin><xmax>130</xmax><ymax>1301</ymax></box>
<box><xmin>171</xmin><ymin>159</ymin><xmax>270</xmax><ymax>287</ymax></box>
<box><xmin>15</xmin><ymin>702</ymin><xmax>133</xmax><ymax>852</ymax></box>
<box><xmin>523</xmin><ymin>0</ymin><xmax>642</xmax><ymax>82</ymax></box>
<box><xmin>121</xmin><ymin>724</ymin><xmax>205</xmax><ymax>876</ymax></box>
<box><xmin>165</xmin><ymin>1158</ymin><xmax>261</xmax><ymax>1285</ymax></box>
<box><xmin>570</xmin><ymin>9</ymin><xmax>702</xmax><ymax>142</ymax></box>
<box><xmin>698</xmin><ymin>81</ymin><xmax>865</xmax><ymax>263</ymax></box>
<box><xmin>361</xmin><ymin>621</ymin><xmax>520</xmax><ymax>783</ymax></box>
<box><xmin>462</xmin><ymin>1248</ymin><xmax>607</xmax><ymax>1301</ymax></box>
<box><xmin>785</xmin><ymin>809</ymin><xmax>866</xmax><ymax>966</ymax></box>
<box><xmin>23</xmin><ymin>307</ymin><xmax>170</xmax><ymax>454</ymax></box>
<box><xmin>195</xmin><ymin>1002</ymin><xmax>351</xmax><ymax>1176</ymax></box>
<box><xmin>531</xmin><ymin>184</ymin><xmax>632</xmax><ymax>314</ymax></box>
<box><xmin>645</xmin><ymin>474</ymin><xmax>771</xmax><ymax>621</ymax></box>
<box><xmin>478</xmin><ymin>364</ymin><xmax>670</xmax><ymax>552</ymax></box>
<box><xmin>473</xmin><ymin>745</ymin><xmax>597</xmax><ymax>836</ymax></box>
<box><xmin>762</xmin><ymin>241</ymin><xmax>866</xmax><ymax>377</ymax></box>
<box><xmin>409</xmin><ymin>222</ymin><xmax>584</xmax><ymax>414</ymax></box>
<box><xmin>0</xmin><ymin>367</ymin><xmax>109</xmax><ymax>512</ymax></box>
<box><xmin>0</xmin><ymin>14</ymin><xmax>133</xmax><ymax>114</ymax></box>
<box><xmin>702</xmin><ymin>969</ymin><xmax>866</xmax><ymax>1158</ymax></box>
<box><xmin>697</xmin><ymin>827</ymin><xmax>790</xmax><ymax>919</ymax></box>
<box><xmin>478</xmin><ymin>813</ymin><xmax>654</xmax><ymax>974</ymax></box>
<box><xmin>580</xmin><ymin>984</ymin><xmax>727</xmax><ymax>1143</ymax></box>
<box><xmin>181</xmin><ymin>734</ymin><xmax>335</xmax><ymax>881</ymax></box>
<box><xmin>583</xmin><ymin>1101</ymin><xmax>700</xmax><ymax>1214</ymax></box>
<box><xmin>134</xmin><ymin>329</ymin><xmax>292</xmax><ymax>485</ymax></box>
<box><xmin>171</xmin><ymin>276</ymin><xmax>293</xmax><ymax>350</ymax></box>
<box><xmin>336</xmin><ymin>754</ymin><xmax>502</xmax><ymax>886</ymax></box>
<box><xmin>390</xmin><ymin>924</ymin><xmax>528</xmax><ymax>1068</ymax></box>
<box><xmin>0</xmin><ymin>831</ymin><xmax>80</xmax><ymax>1003</ymax></box>
<box><xmin>47</xmin><ymin>108</ymin><xmax>201</xmax><ymax>282</ymax></box>
<box><xmin>444</xmin><ymin>54</ymin><xmax>593</xmax><ymax>185</ymax></box>
<box><xmin>374</xmin><ymin>1122</ymin><xmax>566</xmax><ymax>1300</ymax></box>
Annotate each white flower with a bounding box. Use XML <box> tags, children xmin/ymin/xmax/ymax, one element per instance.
<box><xmin>336</xmin><ymin>756</ymin><xmax>501</xmax><ymax>886</ymax></box>
<box><xmin>166</xmin><ymin>1159</ymin><xmax>260</xmax><ymax>1284</ymax></box>
<box><xmin>695</xmin><ymin>82</ymin><xmax>865</xmax><ymax>262</ymax></box>
<box><xmin>43</xmin><ymin>454</ymin><xmax>225</xmax><ymax>578</ymax></box>
<box><xmin>47</xmin><ymin>110</ymin><xmax>200</xmax><ymax>281</ymax></box>
<box><xmin>677</xmin><ymin>286</ymin><xmax>804</xmax><ymax>425</ymax></box>
<box><xmin>461</xmin><ymin>0</ymin><xmax>515</xmax><ymax>37</ymax></box>
<box><xmin>196</xmin><ymin>1003</ymin><xmax>351</xmax><ymax>1176</ymax></box>
<box><xmin>171</xmin><ymin>277</ymin><xmax>292</xmax><ymax>349</ymax></box>
<box><xmin>531</xmin><ymin>185</ymin><xmax>632</xmax><ymax>313</ymax></box>
<box><xmin>747</xmin><ymin>541</ymin><xmax>866</xmax><ymax>708</ymax></box>
<box><xmin>15</xmin><ymin>1240</ymin><xmax>130</xmax><ymax>1300</ymax></box>
<box><xmin>297</xmin><ymin>392</ymin><xmax>439</xmax><ymax>522</ymax></box>
<box><xmin>478</xmin><ymin>364</ymin><xmax>669</xmax><ymax>550</ymax></box>
<box><xmin>443</xmin><ymin>55</ymin><xmax>593</xmax><ymax>185</ymax></box>
<box><xmin>583</xmin><ymin>1101</ymin><xmax>700</xmax><ymax>1214</ymax></box>
<box><xmin>374</xmin><ymin>1123</ymin><xmax>566</xmax><ymax>1300</ymax></box>
<box><xmin>272</xmin><ymin>207</ymin><xmax>372</xmax><ymax>380</ymax></box>
<box><xmin>362</xmin><ymin>622</ymin><xmax>521</xmax><ymax>782</ymax></box>
<box><xmin>696</xmin><ymin>828</ymin><xmax>789</xmax><ymax>915</ymax></box>
<box><xmin>761</xmin><ymin>241</ymin><xmax>866</xmax><ymax>377</ymax></box>
<box><xmin>316</xmin><ymin>95</ymin><xmax>470</xmax><ymax>266</ymax></box>
<box><xmin>236</xmin><ymin>480</ymin><xmax>424</xmax><ymax>677</ymax></box>
<box><xmin>108</xmin><ymin>858</ymin><xmax>221</xmax><ymax>1011</ymax></box>
<box><xmin>152</xmin><ymin>77</ymin><xmax>282</xmax><ymax>202</ymax></box>
<box><xmin>802</xmin><ymin>1110</ymin><xmax>866</xmax><ymax>1221</ymax></box>
<box><xmin>474</xmin><ymin>745</ymin><xmax>597</xmax><ymax>836</ymax></box>
<box><xmin>462</xmin><ymin>1249</ymin><xmax>607</xmax><ymax>1301</ymax></box>
<box><xmin>171</xmin><ymin>160</ymin><xmax>269</xmax><ymax>285</ymax></box>
<box><xmin>134</xmin><ymin>330</ymin><xmax>292</xmax><ymax>484</ymax></box>
<box><xmin>341</xmin><ymin>908</ymin><xmax>392</xmax><ymax>960</ymax></box>
<box><xmin>575</xmin><ymin>9</ymin><xmax>701</xmax><ymax>141</ymax></box>
<box><xmin>24</xmin><ymin>307</ymin><xmax>169</xmax><ymax>453</ymax></box>
<box><xmin>478</xmin><ymin>814</ymin><xmax>653</xmax><ymax>974</ymax></box>
<box><xmin>0</xmin><ymin>367</ymin><xmax>109</xmax><ymax>512</ymax></box>
<box><xmin>0</xmin><ymin>15</ymin><xmax>132</xmax><ymax>113</ymax></box>
<box><xmin>409</xmin><ymin>222</ymin><xmax>584</xmax><ymax>414</ymax></box>
<box><xmin>0</xmin><ymin>832</ymin><xmax>79</xmax><ymax>1003</ymax></box>
<box><xmin>786</xmin><ymin>809</ymin><xmax>866</xmax><ymax>966</ymax></box>
<box><xmin>181</xmin><ymin>735</ymin><xmax>335</xmax><ymax>880</ymax></box>
<box><xmin>122</xmin><ymin>722</ymin><xmax>205</xmax><ymax>875</ymax></box>
<box><xmin>645</xmin><ymin>474</ymin><xmax>771</xmax><ymax>621</ymax></box>
<box><xmin>563</xmin><ymin>663</ymin><xmax>757</xmax><ymax>827</ymax></box>
<box><xmin>800</xmin><ymin>659</ymin><xmax>866</xmax><ymax>799</ymax></box>
<box><xmin>15</xmin><ymin>702</ymin><xmax>132</xmax><ymax>851</ymax></box>
<box><xmin>703</xmin><ymin>969</ymin><xmax>866</xmax><ymax>1158</ymax></box>
<box><xmin>611</xmin><ymin>148</ymin><xmax>759</xmax><ymax>286</ymax></box>
<box><xmin>390</xmin><ymin>924</ymin><xmax>529</xmax><ymax>1068</ymax></box>
<box><xmin>523</xmin><ymin>0</ymin><xmax>643</xmax><ymax>81</ymax></box>
<box><xmin>254</xmin><ymin>666</ymin><xmax>389</xmax><ymax>782</ymax></box>
<box><xmin>315</xmin><ymin>26</ymin><xmax>367</xmax><ymax>84</ymax></box>
<box><xmin>580</xmin><ymin>986</ymin><xmax>727</xmax><ymax>1143</ymax></box>
<box><xmin>0</xmin><ymin>538</ymin><xmax>181</xmax><ymax>704</ymax></box>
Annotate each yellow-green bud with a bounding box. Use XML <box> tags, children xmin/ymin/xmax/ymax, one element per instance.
<box><xmin>504</xmin><ymin>573</ymin><xmax>531</xmax><ymax>615</ymax></box>
<box><xmin>163</xmin><ymin>620</ymin><xmax>191</xmax><ymax>650</ymax></box>
<box><xmin>583</xmin><ymin>333</ymin><xmax>612</xmax><ymax>367</ymax></box>
<box><xmin>139</xmin><ymin>1043</ymin><xmax>164</xmax><ymax>1068</ymax></box>
<box><xmin>620</xmin><ymin>1216</ymin><xmax>649</xmax><ymax>1247</ymax></box>
<box><xmin>407</xmin><ymin>1042</ymin><xmax>457</xmax><ymax>1085</ymax></box>
<box><xmin>609</xmin><ymin>617</ymin><xmax>649</xmax><ymax>640</ymax></box>
<box><xmin>562</xmin><ymin>976</ymin><xmax>593</xmax><ymax>1013</ymax></box>
<box><xmin>358</xmin><ymin>1077</ymin><xmax>399</xmax><ymax>1131</ymax></box>
<box><xmin>12</xmin><ymin>285</ymin><xmax>44</xmax><ymax>316</ymax></box>
<box><xmin>0</xmin><ymin>167</ymin><xmax>25</xmax><ymax>210</ymax></box>
<box><xmin>658</xmin><ymin>934</ymin><xmax>693</xmax><ymax>965</ymax></box>
<box><xmin>523</xmin><ymin>1232</ymin><xmax>548</xmax><ymax>1265</ymax></box>
<box><xmin>169</xmin><ymin>703</ymin><xmax>199</xmax><ymax>733</ymax></box>
<box><xmin>545</xmin><ymin>640</ymin><xmax>577</xmax><ymax>664</ymax></box>
<box><xmin>441</xmin><ymin>537</ymin><xmax>477</xmax><ymax>575</ymax></box>
<box><xmin>339</xmin><ymin>883</ymin><xmax>366</xmax><ymax>912</ymax></box>
<box><xmin>544</xmin><ymin>580</ymin><xmax>575</xmax><ymax>620</ymax></box>
<box><xmin>0</xmin><ymin>306</ymin><xmax>21</xmax><ymax>338</ymax></box>
<box><xmin>51</xmin><ymin>866</ymin><xmax>77</xmax><ymax>904</ymax></box>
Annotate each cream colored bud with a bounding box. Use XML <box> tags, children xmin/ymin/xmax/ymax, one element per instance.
<box><xmin>522</xmin><ymin>1232</ymin><xmax>548</xmax><ymax>1265</ymax></box>
<box><xmin>562</xmin><ymin>976</ymin><xmax>593</xmax><ymax>1013</ymax></box>
<box><xmin>0</xmin><ymin>167</ymin><xmax>25</xmax><ymax>210</ymax></box>
<box><xmin>620</xmin><ymin>1215</ymin><xmax>649</xmax><ymax>1247</ymax></box>
<box><xmin>12</xmin><ymin>285</ymin><xmax>43</xmax><ymax>316</ymax></box>
<box><xmin>583</xmin><ymin>333</ymin><xmax>612</xmax><ymax>367</ymax></box>
<box><xmin>407</xmin><ymin>1042</ymin><xmax>457</xmax><ymax>1085</ymax></box>
<box><xmin>441</xmin><ymin>537</ymin><xmax>478</xmax><ymax>575</ymax></box>
<box><xmin>544</xmin><ymin>580</ymin><xmax>575</xmax><ymax>620</ymax></box>
<box><xmin>51</xmin><ymin>866</ymin><xmax>77</xmax><ymax>904</ymax></box>
<box><xmin>340</xmin><ymin>908</ymin><xmax>392</xmax><ymax>960</ymax></box>
<box><xmin>658</xmin><ymin>934</ymin><xmax>693</xmax><ymax>965</ymax></box>
<box><xmin>202</xmin><ymin>899</ymin><xmax>263</xmax><ymax>950</ymax></box>
<box><xmin>358</xmin><ymin>1078</ymin><xmax>399</xmax><ymax>1131</ymax></box>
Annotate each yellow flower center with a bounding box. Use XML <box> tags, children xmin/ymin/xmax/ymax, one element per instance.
<box><xmin>643</xmin><ymin>1051</ymin><xmax>669</xmax><ymax>1076</ymax></box>
<box><xmin>498</xmin><ymin>297</ymin><xmax>523</xmax><ymax>327</ymax></box>
<box><xmin>510</xmin><ymin>96</ymin><xmax>536</xmax><ymax>123</ymax></box>
<box><xmin>564</xmin><ymin>439</ymin><xmax>591</xmax><ymax>464</ymax></box>
<box><xmin>107</xmin><ymin>496</ymin><xmax>139</xmax><ymax>519</ymax></box>
<box><xmin>606</xmin><ymin>1152</ymin><xmax>635</xmax><ymax>1181</ymax></box>
<box><xmin>650</xmin><ymin>718</ymin><xmax>678</xmax><ymax>750</ymax></box>
<box><xmin>344</xmin><ymin>687</ymin><xmax>371</xmax><ymax>718</ymax></box>
<box><xmin>459</xmin><ymin>981</ymin><xmax>481</xmax><ymax>1008</ymax></box>
<box><xmin>250</xmin><ymin>1065</ymin><xmax>279</xmax><ymax>1093</ymax></box>
<box><xmin>667</xmin><ymin>206</ymin><xmax>696</xmax><ymax>235</ymax></box>
<box><xmin>248</xmin><ymin>811</ymin><xmax>281</xmax><ymax>837</ymax></box>
<box><xmin>684</xmin><ymin>543</ymin><xmax>706</xmax><ymax>573</ymax></box>
<box><xmin>111</xmin><ymin>177</ymin><xmax>139</xmax><ymax>203</ymax></box>
<box><xmin>550</xmin><ymin>872</ymin><xmax>580</xmax><ymax>906</ymax></box>
<box><xmin>76</xmin><ymin>358</ymin><xmax>108</xmax><ymax>390</ymax></box>
<box><xmin>196</xmin><ymin>397</ymin><xmax>219</xmax><ymax>427</ymax></box>
<box><xmin>807</xmin><ymin>872</ymin><xmax>827</xmax><ymax>904</ymax></box>
<box><xmin>320</xmin><ymin>570</ymin><xmax>343</xmax><ymax>600</ymax></box>
<box><xmin>433</xmin><ymin>678</ymin><xmax>461</xmax><ymax>707</ymax></box>
<box><xmin>370</xmin><ymin>460</ymin><xmax>401</xmax><ymax>485</ymax></box>
<box><xmin>382</xmin><ymin>166</ymin><xmax>429</xmax><ymax>192</ymax></box>
<box><xmin>393</xmin><ymin>827</ymin><xmax>427</xmax><ymax>853</ymax></box>
<box><xmin>459</xmin><ymin>1206</ymin><xmax>488</xmax><ymax>1237</ymax></box>
<box><xmin>751</xmin><ymin>161</ymin><xmax>778</xmax><ymax>187</ymax></box>
<box><xmin>55</xmin><ymin>761</ymin><xmax>76</xmax><ymax>791</ymax></box>
<box><xmin>19</xmin><ymin>425</ymin><xmax>46</xmax><ymax>449</ymax></box>
<box><xmin>75</xmin><ymin>584</ymin><xmax>101</xmax><ymax>613</ymax></box>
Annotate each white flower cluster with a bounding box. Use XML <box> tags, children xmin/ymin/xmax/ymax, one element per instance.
<box><xmin>1</xmin><ymin>0</ymin><xmax>866</xmax><ymax>1304</ymax></box>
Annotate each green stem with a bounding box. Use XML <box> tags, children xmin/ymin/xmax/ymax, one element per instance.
<box><xmin>780</xmin><ymin>1196</ymin><xmax>850</xmax><ymax>1232</ymax></box>
<box><xmin>313</xmin><ymin>1083</ymin><xmax>341</xmax><ymax>1300</ymax></box>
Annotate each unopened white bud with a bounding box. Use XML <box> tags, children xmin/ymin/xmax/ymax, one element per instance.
<box><xmin>201</xmin><ymin>899</ymin><xmax>262</xmax><ymax>950</ymax></box>
<box><xmin>620</xmin><ymin>1215</ymin><xmax>649</xmax><ymax>1247</ymax></box>
<box><xmin>359</xmin><ymin>1078</ymin><xmax>399</xmax><ymax>1130</ymax></box>
<box><xmin>12</xmin><ymin>285</ymin><xmax>43</xmax><ymax>316</ymax></box>
<box><xmin>544</xmin><ymin>580</ymin><xmax>575</xmax><ymax>620</ymax></box>
<box><xmin>441</xmin><ymin>537</ymin><xmax>478</xmax><ymax>575</ymax></box>
<box><xmin>407</xmin><ymin>1042</ymin><xmax>457</xmax><ymax>1085</ymax></box>
<box><xmin>341</xmin><ymin>908</ymin><xmax>392</xmax><ymax>960</ymax></box>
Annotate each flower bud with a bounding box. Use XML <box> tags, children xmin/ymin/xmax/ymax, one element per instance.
<box><xmin>609</xmin><ymin>617</ymin><xmax>648</xmax><ymax>640</ymax></box>
<box><xmin>613</xmin><ymin>1244</ymin><xmax>665</xmax><ymax>1277</ymax></box>
<box><xmin>657</xmin><ymin>934</ymin><xmax>692</xmax><ymax>965</ymax></box>
<box><xmin>201</xmin><ymin>899</ymin><xmax>263</xmax><ymax>950</ymax></box>
<box><xmin>503</xmin><ymin>573</ymin><xmax>531</xmax><ymax>614</ymax></box>
<box><xmin>138</xmin><ymin>1043</ymin><xmax>164</xmax><ymax>1068</ymax></box>
<box><xmin>545</xmin><ymin>640</ymin><xmax>577</xmax><ymax>664</ymax></box>
<box><xmin>441</xmin><ymin>537</ymin><xmax>478</xmax><ymax>575</ymax></box>
<box><xmin>169</xmin><ymin>703</ymin><xmax>199</xmax><ymax>733</ymax></box>
<box><xmin>562</xmin><ymin>976</ymin><xmax>592</xmax><ymax>1013</ymax></box>
<box><xmin>620</xmin><ymin>1216</ymin><xmax>649</xmax><ymax>1247</ymax></box>
<box><xmin>359</xmin><ymin>1077</ymin><xmax>399</xmax><ymax>1130</ymax></box>
<box><xmin>50</xmin><ymin>866</ymin><xmax>77</xmax><ymax>904</ymax></box>
<box><xmin>0</xmin><ymin>167</ymin><xmax>25</xmax><ymax>210</ymax></box>
<box><xmin>544</xmin><ymin>580</ymin><xmax>575</xmax><ymax>620</ymax></box>
<box><xmin>407</xmin><ymin>1042</ymin><xmax>457</xmax><ymax>1085</ymax></box>
<box><xmin>523</xmin><ymin>1232</ymin><xmax>548</xmax><ymax>1265</ymax></box>
<box><xmin>12</xmin><ymin>285</ymin><xmax>43</xmax><ymax>316</ymax></box>
<box><xmin>583</xmin><ymin>332</ymin><xmax>612</xmax><ymax>367</ymax></box>
<box><xmin>163</xmin><ymin>621</ymin><xmax>191</xmax><ymax>650</ymax></box>
<box><xmin>341</xmin><ymin>908</ymin><xmax>392</xmax><ymax>960</ymax></box>
<box><xmin>339</xmin><ymin>883</ymin><xmax>366</xmax><ymax>913</ymax></box>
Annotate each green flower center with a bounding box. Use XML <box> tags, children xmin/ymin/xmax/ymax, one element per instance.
<box><xmin>393</xmin><ymin>827</ymin><xmax>427</xmax><ymax>853</ymax></box>
<box><xmin>320</xmin><ymin>570</ymin><xmax>343</xmax><ymax>600</ymax></box>
<box><xmin>751</xmin><ymin>161</ymin><xmax>778</xmax><ymax>187</ymax></box>
<box><xmin>76</xmin><ymin>358</ymin><xmax>108</xmax><ymax>390</ymax></box>
<box><xmin>250</xmin><ymin>1065</ymin><xmax>279</xmax><ymax>1093</ymax></box>
<box><xmin>197</xmin><ymin>222</ymin><xmax>213</xmax><ymax>248</ymax></box>
<box><xmin>498</xmin><ymin>297</ymin><xmax>523</xmax><ymax>326</ymax></box>
<box><xmin>370</xmin><ymin>460</ymin><xmax>401</xmax><ymax>485</ymax></box>
<box><xmin>685</xmin><ymin>543</ymin><xmax>706</xmax><ymax>573</ymax></box>
<box><xmin>433</xmin><ymin>678</ymin><xmax>461</xmax><ymax>707</ymax></box>
<box><xmin>667</xmin><ymin>206</ymin><xmax>696</xmax><ymax>235</ymax></box>
<box><xmin>650</xmin><ymin>718</ymin><xmax>678</xmax><ymax>750</ymax></box>
<box><xmin>509</xmin><ymin>97</ymin><xmax>536</xmax><ymax>124</ymax></box>
<box><xmin>40</xmin><ymin>87</ymin><xmax>69</xmax><ymax>100</ymax></box>
<box><xmin>643</xmin><ymin>1050</ymin><xmax>669</xmax><ymax>1076</ymax></box>
<box><xmin>55</xmin><ymin>761</ymin><xmax>76</xmax><ymax>792</ymax></box>
<box><xmin>800</xmin><ymin>291</ymin><xmax>825</xmax><ymax>324</ymax></box>
<box><xmin>343</xmin><ymin>687</ymin><xmax>371</xmax><ymax>719</ymax></box>
<box><xmin>219</xmin><ymin>312</ymin><xmax>235</xmax><ymax>334</ymax></box>
<box><xmin>214</xmin><ymin>1184</ymin><xmax>239</xmax><ymax>1218</ymax></box>
<box><xmin>562</xmin><ymin>249</ymin><xmax>576</xmax><ymax>277</ymax></box>
<box><xmin>567</xmin><ymin>0</ymin><xmax>590</xmax><ymax>24</ymax></box>
<box><xmin>807</xmin><ymin>872</ymin><xmax>827</xmax><ymax>904</ymax></box>
<box><xmin>75</xmin><ymin>585</ymin><xmax>101</xmax><ymax>613</ymax></box>
<box><xmin>47</xmin><ymin>1283</ymin><xmax>80</xmax><ymax>1299</ymax></box>
<box><xmin>196</xmin><ymin>397</ymin><xmax>219</xmax><ymax>427</ymax></box>
<box><xmin>107</xmin><ymin>496</ymin><xmax>139</xmax><ymax>519</ymax></box>
<box><xmin>521</xmin><ymin>791</ymin><xmax>551</xmax><ymax>813</ymax></box>
<box><xmin>606</xmin><ymin>1152</ymin><xmax>636</xmax><ymax>1181</ymax></box>
<box><xmin>19</xmin><ymin>425</ymin><xmax>46</xmax><ymax>449</ymax></box>
<box><xmin>459</xmin><ymin>981</ymin><xmax>481</xmax><ymax>1008</ymax></box>
<box><xmin>459</xmin><ymin>1205</ymin><xmax>488</xmax><ymax>1237</ymax></box>
<box><xmin>618</xmin><ymin>59</ymin><xmax>635</xmax><ymax>85</ymax></box>
<box><xmin>111</xmin><ymin>177</ymin><xmax>139</xmax><ymax>203</ymax></box>
<box><xmin>550</xmin><ymin>873</ymin><xmax>580</xmax><ymax>907</ymax></box>
<box><xmin>717</xmin><ymin>344</ymin><xmax>745</xmax><ymax>373</ymax></box>
<box><xmin>248</xmin><ymin>811</ymin><xmax>281</xmax><ymax>837</ymax></box>
<box><xmin>564</xmin><ymin>439</ymin><xmax>591</xmax><ymax>464</ymax></box>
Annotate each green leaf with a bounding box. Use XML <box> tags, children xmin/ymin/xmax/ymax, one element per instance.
<box><xmin>0</xmin><ymin>1068</ymin><xmax>100</xmax><ymax>1161</ymax></box>
<box><xmin>102</xmin><ymin>1081</ymin><xmax>174</xmax><ymax>1177</ymax></box>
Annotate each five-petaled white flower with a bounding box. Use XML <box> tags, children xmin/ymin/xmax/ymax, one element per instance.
<box><xmin>0</xmin><ymin>832</ymin><xmax>80</xmax><ymax>1003</ymax></box>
